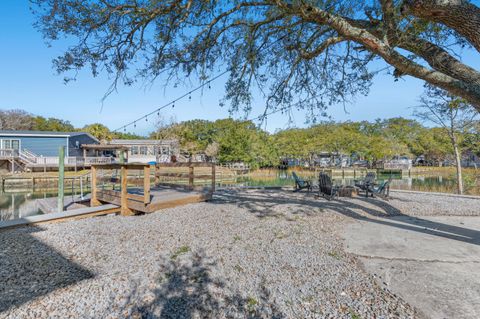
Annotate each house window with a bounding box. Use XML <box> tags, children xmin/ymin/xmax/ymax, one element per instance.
<box><xmin>131</xmin><ymin>146</ymin><xmax>139</xmax><ymax>155</ymax></box>
<box><xmin>140</xmin><ymin>146</ymin><xmax>148</xmax><ymax>155</ymax></box>
<box><xmin>1</xmin><ymin>139</ymin><xmax>20</xmax><ymax>150</ymax></box>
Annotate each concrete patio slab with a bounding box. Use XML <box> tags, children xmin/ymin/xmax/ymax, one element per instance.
<box><xmin>344</xmin><ymin>216</ymin><xmax>480</xmax><ymax>319</ymax></box>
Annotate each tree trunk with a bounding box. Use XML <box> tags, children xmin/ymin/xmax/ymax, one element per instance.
<box><xmin>304</xmin><ymin>5</ymin><xmax>480</xmax><ymax>111</ymax></box>
<box><xmin>402</xmin><ymin>0</ymin><xmax>480</xmax><ymax>53</ymax></box>
<box><xmin>452</xmin><ymin>136</ymin><xmax>464</xmax><ymax>194</ymax></box>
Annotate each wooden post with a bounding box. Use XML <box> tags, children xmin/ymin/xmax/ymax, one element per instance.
<box><xmin>189</xmin><ymin>165</ymin><xmax>194</xmax><ymax>189</ymax></box>
<box><xmin>57</xmin><ymin>146</ymin><xmax>65</xmax><ymax>213</ymax></box>
<box><xmin>144</xmin><ymin>165</ymin><xmax>151</xmax><ymax>204</ymax></box>
<box><xmin>154</xmin><ymin>164</ymin><xmax>160</xmax><ymax>186</ymax></box>
<box><xmin>119</xmin><ymin>150</ymin><xmax>125</xmax><ymax>164</ymax></box>
<box><xmin>211</xmin><ymin>164</ymin><xmax>216</xmax><ymax>193</ymax></box>
<box><xmin>43</xmin><ymin>157</ymin><xmax>47</xmax><ymax>173</ymax></box>
<box><xmin>90</xmin><ymin>165</ymin><xmax>101</xmax><ymax>206</ymax></box>
<box><xmin>121</xmin><ymin>165</ymin><xmax>133</xmax><ymax>216</ymax></box>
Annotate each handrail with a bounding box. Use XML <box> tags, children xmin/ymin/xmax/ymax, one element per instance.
<box><xmin>155</xmin><ymin>162</ymin><xmax>215</xmax><ymax>193</ymax></box>
<box><xmin>0</xmin><ymin>149</ymin><xmax>19</xmax><ymax>158</ymax></box>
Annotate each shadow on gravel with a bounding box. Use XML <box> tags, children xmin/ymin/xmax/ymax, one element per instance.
<box><xmin>0</xmin><ymin>226</ymin><xmax>94</xmax><ymax>314</ymax></box>
<box><xmin>214</xmin><ymin>190</ymin><xmax>480</xmax><ymax>246</ymax></box>
<box><xmin>128</xmin><ymin>250</ymin><xmax>284</xmax><ymax>319</ymax></box>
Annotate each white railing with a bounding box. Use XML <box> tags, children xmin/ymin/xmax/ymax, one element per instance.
<box><xmin>27</xmin><ymin>156</ymin><xmax>113</xmax><ymax>166</ymax></box>
<box><xmin>0</xmin><ymin>149</ymin><xmax>19</xmax><ymax>158</ymax></box>
<box><xmin>85</xmin><ymin>157</ymin><xmax>114</xmax><ymax>164</ymax></box>
<box><xmin>22</xmin><ymin>148</ymin><xmax>39</xmax><ymax>160</ymax></box>
<box><xmin>0</xmin><ymin>148</ymin><xmax>115</xmax><ymax>167</ymax></box>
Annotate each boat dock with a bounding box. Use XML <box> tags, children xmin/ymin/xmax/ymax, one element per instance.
<box><xmin>0</xmin><ymin>162</ymin><xmax>215</xmax><ymax>230</ymax></box>
<box><xmin>0</xmin><ymin>204</ymin><xmax>120</xmax><ymax>229</ymax></box>
<box><xmin>91</xmin><ymin>162</ymin><xmax>215</xmax><ymax>215</ymax></box>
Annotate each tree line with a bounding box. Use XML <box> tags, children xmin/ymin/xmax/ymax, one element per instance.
<box><xmin>152</xmin><ymin>117</ymin><xmax>480</xmax><ymax>169</ymax></box>
<box><xmin>0</xmin><ymin>109</ymin><xmax>140</xmax><ymax>141</ymax></box>
<box><xmin>2</xmin><ymin>108</ymin><xmax>478</xmax><ymax>169</ymax></box>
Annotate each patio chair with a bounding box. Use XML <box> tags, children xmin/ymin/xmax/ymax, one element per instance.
<box><xmin>318</xmin><ymin>172</ymin><xmax>339</xmax><ymax>200</ymax></box>
<box><xmin>354</xmin><ymin>172</ymin><xmax>376</xmax><ymax>191</ymax></box>
<box><xmin>366</xmin><ymin>178</ymin><xmax>391</xmax><ymax>199</ymax></box>
<box><xmin>292</xmin><ymin>172</ymin><xmax>312</xmax><ymax>192</ymax></box>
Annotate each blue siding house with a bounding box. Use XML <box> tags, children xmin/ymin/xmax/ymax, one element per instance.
<box><xmin>0</xmin><ymin>130</ymin><xmax>99</xmax><ymax>157</ymax></box>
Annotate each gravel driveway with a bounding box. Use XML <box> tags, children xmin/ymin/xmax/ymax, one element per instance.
<box><xmin>2</xmin><ymin>189</ymin><xmax>460</xmax><ymax>318</ymax></box>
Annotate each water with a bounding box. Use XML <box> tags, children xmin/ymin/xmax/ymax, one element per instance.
<box><xmin>217</xmin><ymin>171</ymin><xmax>480</xmax><ymax>195</ymax></box>
<box><xmin>0</xmin><ymin>190</ymin><xmax>90</xmax><ymax>221</ymax></box>
<box><xmin>1</xmin><ymin>170</ymin><xmax>478</xmax><ymax>221</ymax></box>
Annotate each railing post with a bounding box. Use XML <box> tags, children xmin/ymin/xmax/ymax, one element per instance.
<box><xmin>189</xmin><ymin>165</ymin><xmax>194</xmax><ymax>189</ymax></box>
<box><xmin>144</xmin><ymin>165</ymin><xmax>151</xmax><ymax>204</ymax></box>
<box><xmin>154</xmin><ymin>164</ymin><xmax>160</xmax><ymax>186</ymax></box>
<box><xmin>57</xmin><ymin>146</ymin><xmax>65</xmax><ymax>212</ymax></box>
<box><xmin>80</xmin><ymin>176</ymin><xmax>84</xmax><ymax>200</ymax></box>
<box><xmin>121</xmin><ymin>165</ymin><xmax>133</xmax><ymax>216</ymax></box>
<box><xmin>211</xmin><ymin>164</ymin><xmax>216</xmax><ymax>194</ymax></box>
<box><xmin>90</xmin><ymin>165</ymin><xmax>101</xmax><ymax>206</ymax></box>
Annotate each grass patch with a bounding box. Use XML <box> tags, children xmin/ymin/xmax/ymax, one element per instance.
<box><xmin>349</xmin><ymin>308</ymin><xmax>362</xmax><ymax>319</ymax></box>
<box><xmin>233</xmin><ymin>235</ymin><xmax>242</xmax><ymax>243</ymax></box>
<box><xmin>233</xmin><ymin>264</ymin><xmax>244</xmax><ymax>272</ymax></box>
<box><xmin>328</xmin><ymin>251</ymin><xmax>341</xmax><ymax>260</ymax></box>
<box><xmin>246</xmin><ymin>296</ymin><xmax>258</xmax><ymax>313</ymax></box>
<box><xmin>273</xmin><ymin>230</ymin><xmax>288</xmax><ymax>240</ymax></box>
<box><xmin>170</xmin><ymin>245</ymin><xmax>190</xmax><ymax>260</ymax></box>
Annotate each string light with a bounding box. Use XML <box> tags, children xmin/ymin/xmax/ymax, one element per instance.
<box><xmin>112</xmin><ymin>70</ymin><xmax>228</xmax><ymax>132</ymax></box>
<box><xmin>134</xmin><ymin>121</ymin><xmax>136</xmax><ymax>128</ymax></box>
<box><xmin>145</xmin><ymin>116</ymin><xmax>148</xmax><ymax>122</ymax></box>
<box><xmin>112</xmin><ymin>32</ymin><xmax>296</xmax><ymax>133</ymax></box>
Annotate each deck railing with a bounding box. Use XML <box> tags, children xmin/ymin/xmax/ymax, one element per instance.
<box><xmin>0</xmin><ymin>149</ymin><xmax>19</xmax><ymax>159</ymax></box>
<box><xmin>155</xmin><ymin>162</ymin><xmax>216</xmax><ymax>192</ymax></box>
<box><xmin>90</xmin><ymin>163</ymin><xmax>151</xmax><ymax>216</ymax></box>
<box><xmin>0</xmin><ymin>148</ymin><xmax>115</xmax><ymax>167</ymax></box>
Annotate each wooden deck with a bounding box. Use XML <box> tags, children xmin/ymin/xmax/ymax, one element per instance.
<box><xmin>0</xmin><ymin>204</ymin><xmax>120</xmax><ymax>230</ymax></box>
<box><xmin>91</xmin><ymin>162</ymin><xmax>215</xmax><ymax>215</ymax></box>
<box><xmin>96</xmin><ymin>186</ymin><xmax>212</xmax><ymax>214</ymax></box>
<box><xmin>37</xmin><ymin>194</ymin><xmax>91</xmax><ymax>214</ymax></box>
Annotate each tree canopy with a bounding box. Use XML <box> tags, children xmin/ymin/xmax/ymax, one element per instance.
<box><xmin>32</xmin><ymin>0</ymin><xmax>480</xmax><ymax>115</ymax></box>
<box><xmin>152</xmin><ymin>117</ymin><xmax>480</xmax><ymax>166</ymax></box>
<box><xmin>0</xmin><ymin>109</ymin><xmax>74</xmax><ymax>132</ymax></box>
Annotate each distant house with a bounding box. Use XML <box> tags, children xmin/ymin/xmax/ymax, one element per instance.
<box><xmin>0</xmin><ymin>130</ymin><xmax>98</xmax><ymax>157</ymax></box>
<box><xmin>97</xmin><ymin>139</ymin><xmax>180</xmax><ymax>163</ymax></box>
<box><xmin>376</xmin><ymin>156</ymin><xmax>413</xmax><ymax>170</ymax></box>
<box><xmin>0</xmin><ymin>130</ymin><xmax>99</xmax><ymax>172</ymax></box>
<box><xmin>110</xmin><ymin>139</ymin><xmax>179</xmax><ymax>163</ymax></box>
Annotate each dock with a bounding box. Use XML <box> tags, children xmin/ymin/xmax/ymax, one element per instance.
<box><xmin>91</xmin><ymin>162</ymin><xmax>215</xmax><ymax>216</ymax></box>
<box><xmin>37</xmin><ymin>194</ymin><xmax>91</xmax><ymax>214</ymax></box>
<box><xmin>96</xmin><ymin>186</ymin><xmax>211</xmax><ymax>213</ymax></box>
<box><xmin>0</xmin><ymin>162</ymin><xmax>215</xmax><ymax>229</ymax></box>
<box><xmin>0</xmin><ymin>204</ymin><xmax>120</xmax><ymax>230</ymax></box>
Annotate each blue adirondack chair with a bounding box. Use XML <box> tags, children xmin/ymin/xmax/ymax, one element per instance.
<box><xmin>292</xmin><ymin>172</ymin><xmax>312</xmax><ymax>192</ymax></box>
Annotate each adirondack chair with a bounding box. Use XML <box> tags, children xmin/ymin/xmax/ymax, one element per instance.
<box><xmin>292</xmin><ymin>172</ymin><xmax>312</xmax><ymax>192</ymax></box>
<box><xmin>366</xmin><ymin>178</ymin><xmax>391</xmax><ymax>199</ymax></box>
<box><xmin>354</xmin><ymin>172</ymin><xmax>376</xmax><ymax>191</ymax></box>
<box><xmin>318</xmin><ymin>172</ymin><xmax>339</xmax><ymax>200</ymax></box>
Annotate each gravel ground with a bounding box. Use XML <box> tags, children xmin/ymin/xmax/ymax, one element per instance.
<box><xmin>2</xmin><ymin>189</ymin><xmax>475</xmax><ymax>319</ymax></box>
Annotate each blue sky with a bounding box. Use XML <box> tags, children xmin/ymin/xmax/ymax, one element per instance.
<box><xmin>1</xmin><ymin>1</ymin><xmax>479</xmax><ymax>136</ymax></box>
